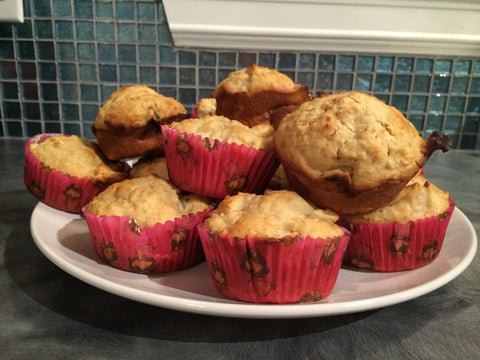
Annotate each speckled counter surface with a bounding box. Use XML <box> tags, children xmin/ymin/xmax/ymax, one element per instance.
<box><xmin>1</xmin><ymin>138</ymin><xmax>478</xmax><ymax>360</ymax></box>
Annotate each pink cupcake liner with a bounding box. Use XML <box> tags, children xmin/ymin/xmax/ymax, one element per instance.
<box><xmin>342</xmin><ymin>199</ymin><xmax>455</xmax><ymax>272</ymax></box>
<box><xmin>82</xmin><ymin>206</ymin><xmax>214</xmax><ymax>274</ymax></box>
<box><xmin>162</xmin><ymin>125</ymin><xmax>280</xmax><ymax>199</ymax></box>
<box><xmin>198</xmin><ymin>224</ymin><xmax>351</xmax><ymax>304</ymax></box>
<box><xmin>24</xmin><ymin>133</ymin><xmax>128</xmax><ymax>213</ymax></box>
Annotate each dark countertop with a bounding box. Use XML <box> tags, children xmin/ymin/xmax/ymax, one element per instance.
<box><xmin>1</xmin><ymin>138</ymin><xmax>479</xmax><ymax>360</ymax></box>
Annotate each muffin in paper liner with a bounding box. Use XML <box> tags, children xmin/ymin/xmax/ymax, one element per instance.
<box><xmin>342</xmin><ymin>199</ymin><xmax>455</xmax><ymax>272</ymax></box>
<box><xmin>82</xmin><ymin>206</ymin><xmax>213</xmax><ymax>274</ymax></box>
<box><xmin>161</xmin><ymin>125</ymin><xmax>280</xmax><ymax>199</ymax></box>
<box><xmin>24</xmin><ymin>133</ymin><xmax>129</xmax><ymax>213</ymax></box>
<box><xmin>197</xmin><ymin>224</ymin><xmax>351</xmax><ymax>304</ymax></box>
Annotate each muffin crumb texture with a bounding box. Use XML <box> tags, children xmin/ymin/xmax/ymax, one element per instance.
<box><xmin>86</xmin><ymin>176</ymin><xmax>211</xmax><ymax>229</ymax></box>
<box><xmin>30</xmin><ymin>134</ymin><xmax>126</xmax><ymax>182</ymax></box>
<box><xmin>170</xmin><ymin>115</ymin><xmax>275</xmax><ymax>151</ymax></box>
<box><xmin>204</xmin><ymin>190</ymin><xmax>343</xmax><ymax>239</ymax></box>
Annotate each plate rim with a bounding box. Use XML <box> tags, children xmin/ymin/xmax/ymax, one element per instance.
<box><xmin>30</xmin><ymin>202</ymin><xmax>477</xmax><ymax>319</ymax></box>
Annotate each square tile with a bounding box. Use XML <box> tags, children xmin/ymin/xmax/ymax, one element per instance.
<box><xmin>337</xmin><ymin>55</ymin><xmax>355</xmax><ymax>71</ymax></box>
<box><xmin>59</xmin><ymin>63</ymin><xmax>77</xmax><ymax>81</ymax></box>
<box><xmin>55</xmin><ymin>21</ymin><xmax>74</xmax><ymax>39</ymax></box>
<box><xmin>120</xmin><ymin>65</ymin><xmax>137</xmax><ymax>83</ymax></box>
<box><xmin>454</xmin><ymin>60</ymin><xmax>472</xmax><ymax>75</ymax></box>
<box><xmin>258</xmin><ymin>53</ymin><xmax>276</xmax><ymax>68</ymax></box>
<box><xmin>357</xmin><ymin>56</ymin><xmax>375</xmax><ymax>72</ymax></box>
<box><xmin>35</xmin><ymin>20</ymin><xmax>54</xmax><ymax>39</ymax></box>
<box><xmin>42</xmin><ymin>104</ymin><xmax>60</xmax><ymax>121</ymax></box>
<box><xmin>318</xmin><ymin>55</ymin><xmax>335</xmax><ymax>71</ymax></box>
<box><xmin>179</xmin><ymin>51</ymin><xmax>197</xmax><ymax>66</ymax></box>
<box><xmin>432</xmin><ymin>75</ymin><xmax>450</xmax><ymax>93</ymax></box>
<box><xmin>396</xmin><ymin>57</ymin><xmax>414</xmax><ymax>73</ymax></box>
<box><xmin>81</xmin><ymin>84</ymin><xmax>98</xmax><ymax>102</ymax></box>
<box><xmin>428</xmin><ymin>95</ymin><xmax>446</xmax><ymax>113</ymax></box>
<box><xmin>374</xmin><ymin>74</ymin><xmax>392</xmax><ymax>92</ymax></box>
<box><xmin>19</xmin><ymin>62</ymin><xmax>37</xmax><ymax>80</ymax></box>
<box><xmin>199</xmin><ymin>52</ymin><xmax>216</xmax><ymax>67</ymax></box>
<box><xmin>278</xmin><ymin>53</ymin><xmax>296</xmax><ymax>69</ymax></box>
<box><xmin>299</xmin><ymin>54</ymin><xmax>316</xmax><ymax>70</ymax></box>
<box><xmin>336</xmin><ymin>73</ymin><xmax>353</xmax><ymax>91</ymax></box>
<box><xmin>137</xmin><ymin>2</ymin><xmax>156</xmax><ymax>21</ymax></box>
<box><xmin>96</xmin><ymin>22</ymin><xmax>115</xmax><ymax>41</ymax></box>
<box><xmin>16</xmin><ymin>41</ymin><xmax>35</xmax><ymax>60</ymax></box>
<box><xmin>376</xmin><ymin>56</ymin><xmax>394</xmax><ymax>72</ymax></box>
<box><xmin>450</xmin><ymin>77</ymin><xmax>469</xmax><ymax>94</ymax></box>
<box><xmin>98</xmin><ymin>44</ymin><xmax>116</xmax><ymax>62</ymax></box>
<box><xmin>2</xmin><ymin>82</ymin><xmax>18</xmax><ymax>100</ymax></box>
<box><xmin>448</xmin><ymin>97</ymin><xmax>466</xmax><ymax>113</ymax></box>
<box><xmin>139</xmin><ymin>45</ymin><xmax>157</xmax><ymax>64</ymax></box>
<box><xmin>394</xmin><ymin>75</ymin><xmax>412</xmax><ymax>92</ymax></box>
<box><xmin>40</xmin><ymin>84</ymin><xmax>58</xmax><ymax>101</ymax></box>
<box><xmin>139</xmin><ymin>66</ymin><xmax>157</xmax><ymax>84</ymax></box>
<box><xmin>413</xmin><ymin>75</ymin><xmax>431</xmax><ymax>93</ymax></box>
<box><xmin>355</xmin><ymin>74</ymin><xmax>372</xmax><ymax>92</ymax></box>
<box><xmin>316</xmin><ymin>72</ymin><xmax>333</xmax><ymax>91</ymax></box>
<box><xmin>415</xmin><ymin>58</ymin><xmax>433</xmax><ymax>73</ymax></box>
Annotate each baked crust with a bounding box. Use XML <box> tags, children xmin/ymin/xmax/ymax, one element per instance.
<box><xmin>170</xmin><ymin>115</ymin><xmax>275</xmax><ymax>151</ymax></box>
<box><xmin>212</xmin><ymin>64</ymin><xmax>312</xmax><ymax>127</ymax></box>
<box><xmin>343</xmin><ymin>172</ymin><xmax>450</xmax><ymax>224</ymax></box>
<box><xmin>203</xmin><ymin>190</ymin><xmax>343</xmax><ymax>239</ymax></box>
<box><xmin>85</xmin><ymin>175</ymin><xmax>211</xmax><ymax>229</ymax></box>
<box><xmin>275</xmin><ymin>91</ymin><xmax>451</xmax><ymax>214</ymax></box>
<box><xmin>29</xmin><ymin>134</ymin><xmax>128</xmax><ymax>184</ymax></box>
<box><xmin>92</xmin><ymin>85</ymin><xmax>188</xmax><ymax>160</ymax></box>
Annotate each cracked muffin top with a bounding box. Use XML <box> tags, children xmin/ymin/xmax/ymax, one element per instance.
<box><xmin>169</xmin><ymin>115</ymin><xmax>275</xmax><ymax>151</ymax></box>
<box><xmin>85</xmin><ymin>175</ymin><xmax>211</xmax><ymax>229</ymax></box>
<box><xmin>94</xmin><ymin>85</ymin><xmax>186</xmax><ymax>130</ymax></box>
<box><xmin>29</xmin><ymin>134</ymin><xmax>127</xmax><ymax>182</ymax></box>
<box><xmin>275</xmin><ymin>91</ymin><xmax>429</xmax><ymax>191</ymax></box>
<box><xmin>203</xmin><ymin>190</ymin><xmax>344</xmax><ymax>239</ymax></box>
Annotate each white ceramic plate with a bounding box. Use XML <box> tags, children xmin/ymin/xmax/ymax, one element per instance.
<box><xmin>30</xmin><ymin>202</ymin><xmax>477</xmax><ymax>319</ymax></box>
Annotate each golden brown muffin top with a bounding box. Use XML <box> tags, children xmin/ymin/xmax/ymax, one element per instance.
<box><xmin>343</xmin><ymin>172</ymin><xmax>450</xmax><ymax>224</ymax></box>
<box><xmin>203</xmin><ymin>190</ymin><xmax>344</xmax><ymax>239</ymax></box>
<box><xmin>170</xmin><ymin>115</ymin><xmax>275</xmax><ymax>151</ymax></box>
<box><xmin>94</xmin><ymin>85</ymin><xmax>186</xmax><ymax>129</ymax></box>
<box><xmin>85</xmin><ymin>176</ymin><xmax>211</xmax><ymax>229</ymax></box>
<box><xmin>275</xmin><ymin>91</ymin><xmax>428</xmax><ymax>191</ymax></box>
<box><xmin>129</xmin><ymin>156</ymin><xmax>169</xmax><ymax>181</ymax></box>
<box><xmin>212</xmin><ymin>64</ymin><xmax>300</xmax><ymax>96</ymax></box>
<box><xmin>30</xmin><ymin>135</ymin><xmax>127</xmax><ymax>182</ymax></box>
<box><xmin>195</xmin><ymin>98</ymin><xmax>217</xmax><ymax>118</ymax></box>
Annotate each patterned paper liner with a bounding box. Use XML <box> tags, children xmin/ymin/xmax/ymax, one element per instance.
<box><xmin>342</xmin><ymin>199</ymin><xmax>455</xmax><ymax>272</ymax></box>
<box><xmin>23</xmin><ymin>133</ymin><xmax>128</xmax><ymax>214</ymax></box>
<box><xmin>82</xmin><ymin>206</ymin><xmax>214</xmax><ymax>274</ymax></box>
<box><xmin>197</xmin><ymin>224</ymin><xmax>351</xmax><ymax>304</ymax></box>
<box><xmin>162</xmin><ymin>125</ymin><xmax>280</xmax><ymax>199</ymax></box>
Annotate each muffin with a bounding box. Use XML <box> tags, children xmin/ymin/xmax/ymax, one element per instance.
<box><xmin>212</xmin><ymin>64</ymin><xmax>312</xmax><ymax>128</ymax></box>
<box><xmin>82</xmin><ymin>175</ymin><xmax>213</xmax><ymax>273</ymax></box>
<box><xmin>129</xmin><ymin>155</ymin><xmax>169</xmax><ymax>181</ymax></box>
<box><xmin>92</xmin><ymin>85</ymin><xmax>188</xmax><ymax>160</ymax></box>
<box><xmin>342</xmin><ymin>172</ymin><xmax>455</xmax><ymax>271</ymax></box>
<box><xmin>24</xmin><ymin>133</ymin><xmax>129</xmax><ymax>213</ymax></box>
<box><xmin>197</xmin><ymin>190</ymin><xmax>350</xmax><ymax>303</ymax></box>
<box><xmin>192</xmin><ymin>98</ymin><xmax>217</xmax><ymax>118</ymax></box>
<box><xmin>274</xmin><ymin>91</ymin><xmax>451</xmax><ymax>214</ymax></box>
<box><xmin>162</xmin><ymin>115</ymin><xmax>280</xmax><ymax>199</ymax></box>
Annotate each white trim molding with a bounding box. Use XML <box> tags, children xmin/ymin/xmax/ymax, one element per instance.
<box><xmin>163</xmin><ymin>0</ymin><xmax>480</xmax><ymax>56</ymax></box>
<box><xmin>0</xmin><ymin>0</ymin><xmax>24</xmax><ymax>23</ymax></box>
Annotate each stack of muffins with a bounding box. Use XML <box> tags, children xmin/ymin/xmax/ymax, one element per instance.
<box><xmin>24</xmin><ymin>63</ymin><xmax>454</xmax><ymax>304</ymax></box>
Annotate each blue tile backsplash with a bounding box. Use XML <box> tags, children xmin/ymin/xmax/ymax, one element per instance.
<box><xmin>0</xmin><ymin>0</ymin><xmax>479</xmax><ymax>150</ymax></box>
